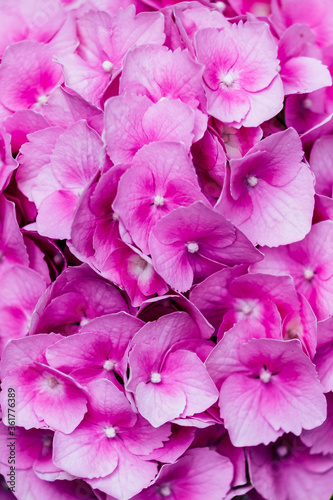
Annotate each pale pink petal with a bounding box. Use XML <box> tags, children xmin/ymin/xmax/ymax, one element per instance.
<box><xmin>36</xmin><ymin>190</ymin><xmax>78</xmax><ymax>240</ymax></box>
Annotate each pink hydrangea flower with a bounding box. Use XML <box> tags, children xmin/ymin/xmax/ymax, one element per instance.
<box><xmin>112</xmin><ymin>141</ymin><xmax>207</xmax><ymax>254</ymax></box>
<box><xmin>102</xmin><ymin>242</ymin><xmax>168</xmax><ymax>307</ymax></box>
<box><xmin>1</xmin><ymin>0</ymin><xmax>333</xmax><ymax>495</ymax></box>
<box><xmin>216</xmin><ymin>128</ymin><xmax>315</xmax><ymax>247</ymax></box>
<box><xmin>53</xmin><ymin>378</ymin><xmax>170</xmax><ymax>499</ymax></box>
<box><xmin>247</xmin><ymin>433</ymin><xmax>333</xmax><ymax>500</ymax></box>
<box><xmin>284</xmin><ymin>89</ymin><xmax>331</xmax><ymax>134</ymax></box>
<box><xmin>60</xmin><ymin>7</ymin><xmax>165</xmax><ymax>106</ymax></box>
<box><xmin>104</xmin><ymin>94</ymin><xmax>200</xmax><ymax>164</ymax></box>
<box><xmin>119</xmin><ymin>44</ymin><xmax>207</xmax><ymax>139</ymax></box>
<box><xmin>271</xmin><ymin>0</ymin><xmax>333</xmax><ymax>49</ymax></box>
<box><xmin>0</xmin><ymin>334</ymin><xmax>88</xmax><ymax>434</ymax></box>
<box><xmin>126</xmin><ymin>312</ymin><xmax>218</xmax><ymax>427</ymax></box>
<box><xmin>0</xmin><ymin>0</ymin><xmax>69</xmax><ymax>57</ymax></box>
<box><xmin>18</xmin><ymin>120</ymin><xmax>104</xmax><ymax>239</ymax></box>
<box><xmin>0</xmin><ymin>264</ymin><xmax>46</xmax><ymax>355</ymax></box>
<box><xmin>0</xmin><ymin>423</ymin><xmax>72</xmax><ymax>483</ymax></box>
<box><xmin>69</xmin><ymin>164</ymin><xmax>127</xmax><ymax>268</ymax></box>
<box><xmin>190</xmin><ymin>266</ymin><xmax>302</xmax><ymax>339</ymax></box>
<box><xmin>132</xmin><ymin>447</ymin><xmax>234</xmax><ymax>500</ymax></box>
<box><xmin>195</xmin><ymin>22</ymin><xmax>284</xmax><ymax>127</ymax></box>
<box><xmin>35</xmin><ymin>121</ymin><xmax>104</xmax><ymax>239</ymax></box>
<box><xmin>0</xmin><ymin>41</ymin><xmax>63</xmax><ymax>112</ymax></box>
<box><xmin>149</xmin><ymin>201</ymin><xmax>262</xmax><ymax>292</ymax></box>
<box><xmin>137</xmin><ymin>292</ymin><xmax>214</xmax><ymax>340</ymax></box>
<box><xmin>29</xmin><ymin>264</ymin><xmax>129</xmax><ymax>335</ymax></box>
<box><xmin>173</xmin><ymin>2</ymin><xmax>229</xmax><ymax>50</ymax></box>
<box><xmin>40</xmin><ymin>86</ymin><xmax>103</xmax><ymax>133</ymax></box>
<box><xmin>278</xmin><ymin>24</ymin><xmax>332</xmax><ymax>96</ymax></box>
<box><xmin>206</xmin><ymin>324</ymin><xmax>326</xmax><ymax>446</ymax></box>
<box><xmin>45</xmin><ymin>312</ymin><xmax>144</xmax><ymax>386</ymax></box>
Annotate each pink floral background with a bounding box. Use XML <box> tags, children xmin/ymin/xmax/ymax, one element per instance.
<box><xmin>0</xmin><ymin>0</ymin><xmax>333</xmax><ymax>499</ymax></box>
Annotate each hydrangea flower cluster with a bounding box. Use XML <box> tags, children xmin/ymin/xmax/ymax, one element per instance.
<box><xmin>1</xmin><ymin>0</ymin><xmax>333</xmax><ymax>499</ymax></box>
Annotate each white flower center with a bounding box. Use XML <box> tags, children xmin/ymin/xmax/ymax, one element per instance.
<box><xmin>221</xmin><ymin>74</ymin><xmax>234</xmax><ymax>87</ymax></box>
<box><xmin>246</xmin><ymin>175</ymin><xmax>258</xmax><ymax>187</ymax></box>
<box><xmin>260</xmin><ymin>367</ymin><xmax>272</xmax><ymax>383</ymax></box>
<box><xmin>112</xmin><ymin>212</ymin><xmax>119</xmax><ymax>221</ymax></box>
<box><xmin>80</xmin><ymin>316</ymin><xmax>89</xmax><ymax>327</ymax></box>
<box><xmin>276</xmin><ymin>445</ymin><xmax>289</xmax><ymax>458</ymax></box>
<box><xmin>187</xmin><ymin>242</ymin><xmax>199</xmax><ymax>253</ymax></box>
<box><xmin>154</xmin><ymin>195</ymin><xmax>165</xmax><ymax>207</ymax></box>
<box><xmin>103</xmin><ymin>359</ymin><xmax>116</xmax><ymax>371</ymax></box>
<box><xmin>303</xmin><ymin>268</ymin><xmax>314</xmax><ymax>280</ymax></box>
<box><xmin>242</xmin><ymin>303</ymin><xmax>253</xmax><ymax>315</ymax></box>
<box><xmin>151</xmin><ymin>372</ymin><xmax>162</xmax><ymax>384</ymax></box>
<box><xmin>37</xmin><ymin>94</ymin><xmax>48</xmax><ymax>105</ymax></box>
<box><xmin>215</xmin><ymin>1</ymin><xmax>226</xmax><ymax>11</ymax></box>
<box><xmin>105</xmin><ymin>427</ymin><xmax>116</xmax><ymax>438</ymax></box>
<box><xmin>159</xmin><ymin>485</ymin><xmax>172</xmax><ymax>497</ymax></box>
<box><xmin>102</xmin><ymin>60</ymin><xmax>113</xmax><ymax>73</ymax></box>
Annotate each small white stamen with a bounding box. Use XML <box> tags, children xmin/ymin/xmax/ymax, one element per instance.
<box><xmin>221</xmin><ymin>74</ymin><xmax>234</xmax><ymax>87</ymax></box>
<box><xmin>276</xmin><ymin>445</ymin><xmax>289</xmax><ymax>458</ymax></box>
<box><xmin>102</xmin><ymin>60</ymin><xmax>113</xmax><ymax>73</ymax></box>
<box><xmin>260</xmin><ymin>368</ymin><xmax>272</xmax><ymax>383</ymax></box>
<box><xmin>159</xmin><ymin>485</ymin><xmax>172</xmax><ymax>497</ymax></box>
<box><xmin>37</xmin><ymin>95</ymin><xmax>48</xmax><ymax>105</ymax></box>
<box><xmin>103</xmin><ymin>359</ymin><xmax>115</xmax><ymax>371</ymax></box>
<box><xmin>246</xmin><ymin>175</ymin><xmax>258</xmax><ymax>187</ymax></box>
<box><xmin>187</xmin><ymin>242</ymin><xmax>199</xmax><ymax>254</ymax></box>
<box><xmin>112</xmin><ymin>212</ymin><xmax>119</xmax><ymax>221</ymax></box>
<box><xmin>276</xmin><ymin>64</ymin><xmax>281</xmax><ymax>73</ymax></box>
<box><xmin>105</xmin><ymin>427</ymin><xmax>116</xmax><ymax>438</ymax></box>
<box><xmin>302</xmin><ymin>98</ymin><xmax>312</xmax><ymax>110</ymax></box>
<box><xmin>151</xmin><ymin>372</ymin><xmax>162</xmax><ymax>384</ymax></box>
<box><xmin>154</xmin><ymin>195</ymin><xmax>165</xmax><ymax>207</ymax></box>
<box><xmin>242</xmin><ymin>304</ymin><xmax>253</xmax><ymax>316</ymax></box>
<box><xmin>80</xmin><ymin>317</ymin><xmax>89</xmax><ymax>327</ymax></box>
<box><xmin>303</xmin><ymin>268</ymin><xmax>314</xmax><ymax>280</ymax></box>
<box><xmin>215</xmin><ymin>1</ymin><xmax>226</xmax><ymax>11</ymax></box>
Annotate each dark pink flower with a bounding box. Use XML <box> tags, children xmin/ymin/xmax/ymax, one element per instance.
<box><xmin>195</xmin><ymin>22</ymin><xmax>284</xmax><ymax>126</ymax></box>
<box><xmin>149</xmin><ymin>201</ymin><xmax>262</xmax><ymax>292</ymax></box>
